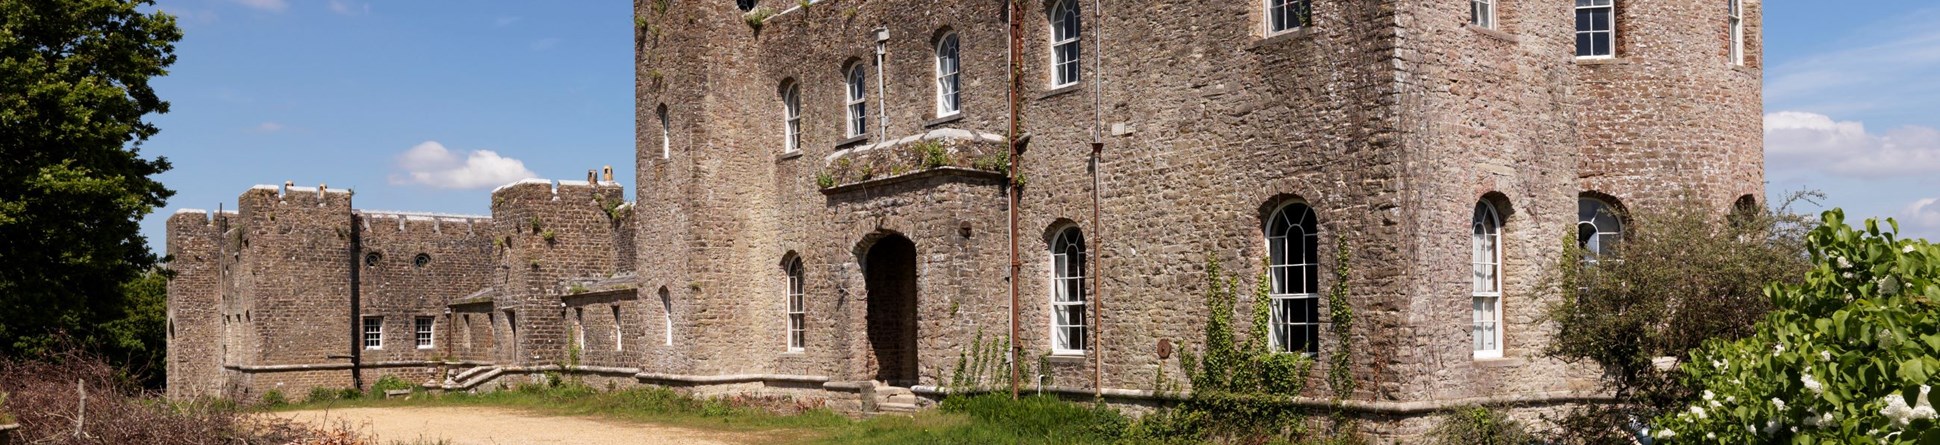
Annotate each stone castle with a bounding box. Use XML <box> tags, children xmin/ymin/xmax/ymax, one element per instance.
<box><xmin>168</xmin><ymin>0</ymin><xmax>1764</xmax><ymax>438</ymax></box>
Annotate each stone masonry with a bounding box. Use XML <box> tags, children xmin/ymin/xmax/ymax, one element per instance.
<box><xmin>170</xmin><ymin>0</ymin><xmax>1762</xmax><ymax>440</ymax></box>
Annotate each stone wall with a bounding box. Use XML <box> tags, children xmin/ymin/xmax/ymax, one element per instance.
<box><xmin>164</xmin><ymin>209</ymin><xmax>230</xmax><ymax>400</ymax></box>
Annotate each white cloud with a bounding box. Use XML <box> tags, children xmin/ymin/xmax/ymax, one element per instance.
<box><xmin>253</xmin><ymin>122</ymin><xmax>285</xmax><ymax>133</ymax></box>
<box><xmin>390</xmin><ymin>141</ymin><xmax>538</xmax><ymax>189</ymax></box>
<box><xmin>1767</xmin><ymin>8</ymin><xmax>1940</xmax><ymax>117</ymax></box>
<box><xmin>1901</xmin><ymin>198</ymin><xmax>1940</xmax><ymax>239</ymax></box>
<box><xmin>1765</xmin><ymin>111</ymin><xmax>1940</xmax><ymax>178</ymax></box>
<box><xmin>231</xmin><ymin>0</ymin><xmax>287</xmax><ymax>12</ymax></box>
<box><xmin>327</xmin><ymin>0</ymin><xmax>369</xmax><ymax>16</ymax></box>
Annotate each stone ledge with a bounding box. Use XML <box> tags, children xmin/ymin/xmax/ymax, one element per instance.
<box><xmin>635</xmin><ymin>373</ymin><xmax>830</xmax><ymax>385</ymax></box>
<box><xmin>909</xmin><ymin>385</ymin><xmax>1614</xmax><ymax>415</ymax></box>
<box><xmin>819</xmin><ymin>167</ymin><xmax>1006</xmax><ymax>195</ymax></box>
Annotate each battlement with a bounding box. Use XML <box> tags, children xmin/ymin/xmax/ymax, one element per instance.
<box><xmin>239</xmin><ymin>181</ymin><xmax>353</xmax><ymax>209</ymax></box>
<box><xmin>167</xmin><ymin>208</ymin><xmax>239</xmax><ymax>228</ymax></box>
<box><xmin>357</xmin><ymin>210</ymin><xmax>492</xmax><ymax>236</ymax></box>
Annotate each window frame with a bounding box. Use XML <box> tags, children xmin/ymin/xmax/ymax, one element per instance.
<box><xmin>659</xmin><ymin>288</ymin><xmax>674</xmax><ymax>346</ymax></box>
<box><xmin>782</xmin><ymin>81</ymin><xmax>802</xmax><ymax>153</ymax></box>
<box><xmin>1577</xmin><ymin>197</ymin><xmax>1624</xmax><ymax>261</ymax></box>
<box><xmin>1575</xmin><ymin>0</ymin><xmax>1616</xmax><ymax>59</ymax></box>
<box><xmin>1265</xmin><ymin>0</ymin><xmax>1313</xmax><ymax>35</ymax></box>
<box><xmin>658</xmin><ymin>105</ymin><xmax>672</xmax><ymax>159</ymax></box>
<box><xmin>935</xmin><ymin>32</ymin><xmax>962</xmax><ymax>117</ymax></box>
<box><xmin>845</xmin><ymin>64</ymin><xmax>868</xmax><ymax>138</ymax></box>
<box><xmin>1727</xmin><ymin>0</ymin><xmax>1743</xmax><ymax>65</ymax></box>
<box><xmin>1048</xmin><ymin>0</ymin><xmax>1082</xmax><ymax>88</ymax></box>
<box><xmin>785</xmin><ymin>257</ymin><xmax>807</xmax><ymax>352</ymax></box>
<box><xmin>363</xmin><ymin>316</ymin><xmax>384</xmax><ymax>350</ymax></box>
<box><xmin>612</xmin><ymin>305</ymin><xmax>624</xmax><ymax>352</ymax></box>
<box><xmin>1471</xmin><ymin>201</ymin><xmax>1504</xmax><ymax>359</ymax></box>
<box><xmin>1471</xmin><ymin>0</ymin><xmax>1495</xmax><ymax>29</ymax></box>
<box><xmin>1049</xmin><ymin>227</ymin><xmax>1088</xmax><ymax>356</ymax></box>
<box><xmin>1266</xmin><ymin>203</ymin><xmax>1321</xmax><ymax>356</ymax></box>
<box><xmin>572</xmin><ymin>307</ymin><xmax>585</xmax><ymax>352</ymax></box>
<box><xmin>415</xmin><ymin>316</ymin><xmax>435</xmax><ymax>350</ymax></box>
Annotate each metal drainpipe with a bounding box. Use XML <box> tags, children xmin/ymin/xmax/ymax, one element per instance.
<box><xmin>349</xmin><ymin>214</ymin><xmax>364</xmax><ymax>391</ymax></box>
<box><xmin>875</xmin><ymin>27</ymin><xmax>890</xmax><ymax>140</ymax></box>
<box><xmin>1088</xmin><ymin>0</ymin><xmax>1106</xmax><ymax>401</ymax></box>
<box><xmin>1005</xmin><ymin>0</ymin><xmax>1023</xmax><ymax>401</ymax></box>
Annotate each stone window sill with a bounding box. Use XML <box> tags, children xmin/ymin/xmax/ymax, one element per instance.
<box><xmin>1474</xmin><ymin>357</ymin><xmax>1526</xmax><ymax>368</ymax></box>
<box><xmin>776</xmin><ymin>151</ymin><xmax>803</xmax><ymax>162</ymax></box>
<box><xmin>834</xmin><ymin>135</ymin><xmax>869</xmax><ymax>148</ymax></box>
<box><xmin>1044</xmin><ymin>353</ymin><xmax>1089</xmax><ymax>364</ymax></box>
<box><xmin>925</xmin><ymin>113</ymin><xmax>964</xmax><ymax>128</ymax></box>
<box><xmin>1250</xmin><ymin>26</ymin><xmax>1316</xmax><ymax>50</ymax></box>
<box><xmin>1465</xmin><ymin>24</ymin><xmax>1518</xmax><ymax>44</ymax></box>
<box><xmin>1574</xmin><ymin>56</ymin><xmax>1624</xmax><ymax>66</ymax></box>
<box><xmin>1038</xmin><ymin>83</ymin><xmax>1082</xmax><ymax>100</ymax></box>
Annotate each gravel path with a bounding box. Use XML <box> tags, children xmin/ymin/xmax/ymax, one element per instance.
<box><xmin>274</xmin><ymin>406</ymin><xmax>781</xmax><ymax>445</ymax></box>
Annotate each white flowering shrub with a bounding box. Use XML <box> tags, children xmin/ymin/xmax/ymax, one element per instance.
<box><xmin>1653</xmin><ymin>210</ymin><xmax>1940</xmax><ymax>443</ymax></box>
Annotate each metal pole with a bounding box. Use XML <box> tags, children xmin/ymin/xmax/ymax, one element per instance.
<box><xmin>1006</xmin><ymin>0</ymin><xmax>1023</xmax><ymax>401</ymax></box>
<box><xmin>1088</xmin><ymin>0</ymin><xmax>1106</xmax><ymax>401</ymax></box>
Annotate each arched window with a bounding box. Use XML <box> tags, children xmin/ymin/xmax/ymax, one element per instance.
<box><xmin>1470</xmin><ymin>0</ymin><xmax>1494</xmax><ymax>29</ymax></box>
<box><xmin>1578</xmin><ymin>197</ymin><xmax>1622</xmax><ymax>260</ymax></box>
<box><xmin>1267</xmin><ymin>0</ymin><xmax>1313</xmax><ymax>34</ymax></box>
<box><xmin>1471</xmin><ymin>201</ymin><xmax>1503</xmax><ymax>358</ymax></box>
<box><xmin>785</xmin><ymin>256</ymin><xmax>806</xmax><ymax>352</ymax></box>
<box><xmin>935</xmin><ymin>32</ymin><xmax>962</xmax><ymax>116</ymax></box>
<box><xmin>845</xmin><ymin>64</ymin><xmax>868</xmax><ymax>138</ymax></box>
<box><xmin>1267</xmin><ymin>203</ymin><xmax>1319</xmax><ymax>355</ymax></box>
<box><xmin>1050</xmin><ymin>227</ymin><xmax>1087</xmax><ymax>354</ymax></box>
<box><xmin>658</xmin><ymin>287</ymin><xmax>674</xmax><ymax>346</ymax></box>
<box><xmin>657</xmin><ymin>105</ymin><xmax>671</xmax><ymax>159</ymax></box>
<box><xmin>781</xmin><ymin>81</ymin><xmax>801</xmax><ymax>153</ymax></box>
<box><xmin>1048</xmin><ymin>0</ymin><xmax>1081</xmax><ymax>87</ymax></box>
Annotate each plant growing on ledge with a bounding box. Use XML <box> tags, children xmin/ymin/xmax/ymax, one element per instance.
<box><xmin>528</xmin><ymin>216</ymin><xmax>543</xmax><ymax>234</ymax></box>
<box><xmin>743</xmin><ymin>7</ymin><xmax>774</xmax><ymax>33</ymax></box>
<box><xmin>541</xmin><ymin>229</ymin><xmax>558</xmax><ymax>243</ymax></box>
<box><xmin>567</xmin><ymin>284</ymin><xmax>590</xmax><ymax>295</ymax></box>
<box><xmin>814</xmin><ymin>171</ymin><xmax>836</xmax><ymax>189</ymax></box>
<box><xmin>912</xmin><ymin>140</ymin><xmax>950</xmax><ymax>169</ymax></box>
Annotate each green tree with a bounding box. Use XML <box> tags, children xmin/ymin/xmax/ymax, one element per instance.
<box><xmin>1542</xmin><ymin>193</ymin><xmax>1814</xmax><ymax>442</ymax></box>
<box><xmin>0</xmin><ymin>0</ymin><xmax>180</xmax><ymax>362</ymax></box>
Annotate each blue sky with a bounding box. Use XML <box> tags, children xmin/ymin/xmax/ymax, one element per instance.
<box><xmin>134</xmin><ymin>0</ymin><xmax>1940</xmax><ymax>252</ymax></box>
<box><xmin>137</xmin><ymin>0</ymin><xmax>635</xmax><ymax>251</ymax></box>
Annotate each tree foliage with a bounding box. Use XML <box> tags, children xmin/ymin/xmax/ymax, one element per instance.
<box><xmin>1541</xmin><ymin>193</ymin><xmax>1814</xmax><ymax>442</ymax></box>
<box><xmin>1653</xmin><ymin>211</ymin><xmax>1940</xmax><ymax>443</ymax></box>
<box><xmin>0</xmin><ymin>0</ymin><xmax>179</xmax><ymax>374</ymax></box>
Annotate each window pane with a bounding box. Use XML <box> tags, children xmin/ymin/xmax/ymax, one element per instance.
<box><xmin>1575</xmin><ymin>9</ymin><xmax>1591</xmax><ymax>32</ymax></box>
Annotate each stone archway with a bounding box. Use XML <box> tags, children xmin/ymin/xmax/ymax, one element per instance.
<box><xmin>862</xmin><ymin>234</ymin><xmax>919</xmax><ymax>386</ymax></box>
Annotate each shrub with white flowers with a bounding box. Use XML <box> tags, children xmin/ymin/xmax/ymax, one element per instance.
<box><xmin>1654</xmin><ymin>210</ymin><xmax>1940</xmax><ymax>443</ymax></box>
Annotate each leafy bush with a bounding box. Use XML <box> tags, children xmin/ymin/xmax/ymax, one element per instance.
<box><xmin>1429</xmin><ymin>406</ymin><xmax>1531</xmax><ymax>445</ymax></box>
<box><xmin>1653</xmin><ymin>211</ymin><xmax>1940</xmax><ymax>442</ymax></box>
<box><xmin>1541</xmin><ymin>194</ymin><xmax>1812</xmax><ymax>442</ymax></box>
<box><xmin>369</xmin><ymin>375</ymin><xmax>413</xmax><ymax>396</ymax></box>
<box><xmin>260</xmin><ymin>389</ymin><xmax>287</xmax><ymax>407</ymax></box>
<box><xmin>307</xmin><ymin>387</ymin><xmax>340</xmax><ymax>403</ymax></box>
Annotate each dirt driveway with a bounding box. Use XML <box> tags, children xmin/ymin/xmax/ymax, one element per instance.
<box><xmin>274</xmin><ymin>406</ymin><xmax>784</xmax><ymax>445</ymax></box>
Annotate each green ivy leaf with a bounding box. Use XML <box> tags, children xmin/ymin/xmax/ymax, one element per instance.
<box><xmin>1899</xmin><ymin>358</ymin><xmax>1930</xmax><ymax>384</ymax></box>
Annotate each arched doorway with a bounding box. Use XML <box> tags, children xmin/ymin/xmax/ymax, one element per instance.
<box><xmin>863</xmin><ymin>234</ymin><xmax>918</xmax><ymax>385</ymax></box>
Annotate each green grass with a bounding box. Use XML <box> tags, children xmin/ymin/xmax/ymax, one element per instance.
<box><xmin>267</xmin><ymin>384</ymin><xmax>1147</xmax><ymax>444</ymax></box>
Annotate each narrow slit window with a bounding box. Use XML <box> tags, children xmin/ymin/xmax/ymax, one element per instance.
<box><xmin>786</xmin><ymin>257</ymin><xmax>806</xmax><ymax>352</ymax></box>
<box><xmin>846</xmin><ymin>65</ymin><xmax>868</xmax><ymax>138</ymax></box>
<box><xmin>1050</xmin><ymin>227</ymin><xmax>1087</xmax><ymax>354</ymax></box>
<box><xmin>613</xmin><ymin>306</ymin><xmax>624</xmax><ymax>352</ymax></box>
<box><xmin>1728</xmin><ymin>0</ymin><xmax>1743</xmax><ymax>65</ymax></box>
<box><xmin>1575</xmin><ymin>0</ymin><xmax>1615</xmax><ymax>58</ymax></box>
<box><xmin>782</xmin><ymin>81</ymin><xmax>802</xmax><ymax>152</ymax></box>
<box><xmin>936</xmin><ymin>33</ymin><xmax>962</xmax><ymax>116</ymax></box>
<box><xmin>1472</xmin><ymin>202</ymin><xmax>1503</xmax><ymax>358</ymax></box>
<box><xmin>1049</xmin><ymin>0</ymin><xmax>1082</xmax><ymax>87</ymax></box>
<box><xmin>1267</xmin><ymin>203</ymin><xmax>1320</xmax><ymax>355</ymax></box>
